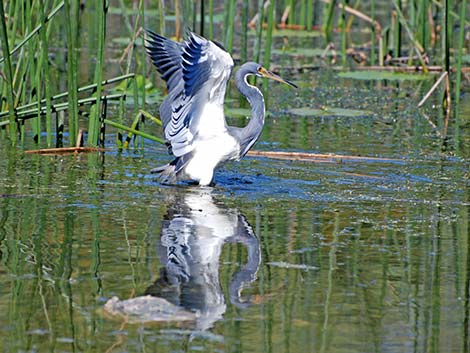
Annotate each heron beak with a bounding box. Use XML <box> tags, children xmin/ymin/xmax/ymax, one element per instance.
<box><xmin>258</xmin><ymin>67</ymin><xmax>298</xmax><ymax>88</ymax></box>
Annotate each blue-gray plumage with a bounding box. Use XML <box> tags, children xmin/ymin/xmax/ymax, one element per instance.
<box><xmin>144</xmin><ymin>30</ymin><xmax>297</xmax><ymax>186</ymax></box>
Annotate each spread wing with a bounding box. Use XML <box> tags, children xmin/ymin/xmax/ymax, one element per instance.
<box><xmin>144</xmin><ymin>29</ymin><xmax>183</xmax><ymax>92</ymax></box>
<box><xmin>144</xmin><ymin>30</ymin><xmax>234</xmax><ymax>157</ymax></box>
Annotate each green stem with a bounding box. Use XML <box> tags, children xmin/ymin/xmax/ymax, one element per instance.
<box><xmin>392</xmin><ymin>0</ymin><xmax>427</xmax><ymax>70</ymax></box>
<box><xmin>209</xmin><ymin>0</ymin><xmax>214</xmax><ymax>39</ymax></box>
<box><xmin>454</xmin><ymin>0</ymin><xmax>467</xmax><ymax>146</ymax></box>
<box><xmin>0</xmin><ymin>1</ymin><xmax>64</xmax><ymax>64</ymax></box>
<box><xmin>0</xmin><ymin>74</ymin><xmax>134</xmax><ymax>119</ymax></box>
<box><xmin>103</xmin><ymin>119</ymin><xmax>164</xmax><ymax>144</ymax></box>
<box><xmin>322</xmin><ymin>0</ymin><xmax>337</xmax><ymax>43</ymax></box>
<box><xmin>263</xmin><ymin>0</ymin><xmax>275</xmax><ymax>76</ymax></box>
<box><xmin>39</xmin><ymin>0</ymin><xmax>53</xmax><ymax>147</ymax></box>
<box><xmin>225</xmin><ymin>0</ymin><xmax>236</xmax><ymax>51</ymax></box>
<box><xmin>88</xmin><ymin>0</ymin><xmax>107</xmax><ymax>146</ymax></box>
<box><xmin>64</xmin><ymin>0</ymin><xmax>79</xmax><ymax>145</ymax></box>
<box><xmin>0</xmin><ymin>0</ymin><xmax>17</xmax><ymax>145</ymax></box>
<box><xmin>1</xmin><ymin>94</ymin><xmax>125</xmax><ymax>122</ymax></box>
<box><xmin>241</xmin><ymin>0</ymin><xmax>248</xmax><ymax>62</ymax></box>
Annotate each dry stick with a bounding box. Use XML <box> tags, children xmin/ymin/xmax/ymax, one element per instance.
<box><xmin>321</xmin><ymin>0</ymin><xmax>382</xmax><ymax>33</ymax></box>
<box><xmin>443</xmin><ymin>73</ymin><xmax>451</xmax><ymax>137</ymax></box>
<box><xmin>280</xmin><ymin>6</ymin><xmax>290</xmax><ymax>26</ymax></box>
<box><xmin>418</xmin><ymin>71</ymin><xmax>448</xmax><ymax>107</ymax></box>
<box><xmin>24</xmin><ymin>147</ymin><xmax>108</xmax><ymax>155</ymax></box>
<box><xmin>246</xmin><ymin>150</ymin><xmax>401</xmax><ymax>163</ymax></box>
<box><xmin>119</xmin><ymin>27</ymin><xmax>143</xmax><ymax>65</ymax></box>
<box><xmin>76</xmin><ymin>129</ymin><xmax>83</xmax><ymax>148</ymax></box>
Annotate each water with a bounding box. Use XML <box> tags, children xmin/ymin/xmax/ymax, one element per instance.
<box><xmin>1</xmin><ymin>65</ymin><xmax>469</xmax><ymax>352</ymax></box>
<box><xmin>2</xmin><ymin>4</ymin><xmax>470</xmax><ymax>351</ymax></box>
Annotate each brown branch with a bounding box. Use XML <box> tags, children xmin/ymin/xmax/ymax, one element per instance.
<box><xmin>246</xmin><ymin>150</ymin><xmax>401</xmax><ymax>163</ymax></box>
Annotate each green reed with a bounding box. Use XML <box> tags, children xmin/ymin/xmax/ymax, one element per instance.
<box><xmin>322</xmin><ymin>0</ymin><xmax>336</xmax><ymax>43</ymax></box>
<box><xmin>263</xmin><ymin>0</ymin><xmax>275</xmax><ymax>91</ymax></box>
<box><xmin>240</xmin><ymin>0</ymin><xmax>249</xmax><ymax>62</ymax></box>
<box><xmin>63</xmin><ymin>0</ymin><xmax>79</xmax><ymax>146</ymax></box>
<box><xmin>1</xmin><ymin>0</ymin><xmax>469</xmax><ymax>150</ymax></box>
<box><xmin>39</xmin><ymin>0</ymin><xmax>53</xmax><ymax>147</ymax></box>
<box><xmin>209</xmin><ymin>0</ymin><xmax>214</xmax><ymax>39</ymax></box>
<box><xmin>454</xmin><ymin>0</ymin><xmax>467</xmax><ymax>146</ymax></box>
<box><xmin>87</xmin><ymin>1</ymin><xmax>106</xmax><ymax>147</ymax></box>
<box><xmin>225</xmin><ymin>0</ymin><xmax>236</xmax><ymax>51</ymax></box>
<box><xmin>253</xmin><ymin>0</ymin><xmax>265</xmax><ymax>64</ymax></box>
<box><xmin>0</xmin><ymin>0</ymin><xmax>16</xmax><ymax>145</ymax></box>
<box><xmin>307</xmin><ymin>0</ymin><xmax>314</xmax><ymax>30</ymax></box>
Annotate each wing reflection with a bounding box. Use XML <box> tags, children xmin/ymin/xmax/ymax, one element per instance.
<box><xmin>145</xmin><ymin>188</ymin><xmax>261</xmax><ymax>330</ymax></box>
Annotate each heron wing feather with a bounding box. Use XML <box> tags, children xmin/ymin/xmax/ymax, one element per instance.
<box><xmin>144</xmin><ymin>29</ymin><xmax>183</xmax><ymax>92</ymax></box>
<box><xmin>145</xmin><ymin>31</ymin><xmax>234</xmax><ymax>157</ymax></box>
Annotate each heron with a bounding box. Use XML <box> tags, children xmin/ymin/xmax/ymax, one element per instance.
<box><xmin>144</xmin><ymin>30</ymin><xmax>297</xmax><ymax>186</ymax></box>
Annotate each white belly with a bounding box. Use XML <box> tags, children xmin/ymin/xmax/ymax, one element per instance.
<box><xmin>184</xmin><ymin>134</ymin><xmax>239</xmax><ymax>186</ymax></box>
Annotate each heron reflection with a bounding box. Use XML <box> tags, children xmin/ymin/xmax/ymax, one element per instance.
<box><xmin>144</xmin><ymin>188</ymin><xmax>261</xmax><ymax>330</ymax></box>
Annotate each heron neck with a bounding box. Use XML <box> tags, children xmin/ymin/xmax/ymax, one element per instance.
<box><xmin>235</xmin><ymin>73</ymin><xmax>266</xmax><ymax>157</ymax></box>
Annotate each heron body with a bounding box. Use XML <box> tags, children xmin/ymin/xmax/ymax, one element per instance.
<box><xmin>144</xmin><ymin>30</ymin><xmax>296</xmax><ymax>186</ymax></box>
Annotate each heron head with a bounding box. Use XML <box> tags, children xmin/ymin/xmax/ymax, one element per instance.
<box><xmin>255</xmin><ymin>65</ymin><xmax>297</xmax><ymax>88</ymax></box>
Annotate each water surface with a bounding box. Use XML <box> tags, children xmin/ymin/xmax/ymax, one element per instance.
<box><xmin>1</xmin><ymin>65</ymin><xmax>469</xmax><ymax>353</ymax></box>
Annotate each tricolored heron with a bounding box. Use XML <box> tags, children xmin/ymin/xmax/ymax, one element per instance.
<box><xmin>144</xmin><ymin>30</ymin><xmax>297</xmax><ymax>186</ymax></box>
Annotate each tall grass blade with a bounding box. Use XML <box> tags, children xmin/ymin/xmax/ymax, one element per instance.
<box><xmin>254</xmin><ymin>0</ymin><xmax>265</xmax><ymax>64</ymax></box>
<box><xmin>340</xmin><ymin>0</ymin><xmax>347</xmax><ymax>65</ymax></box>
<box><xmin>63</xmin><ymin>0</ymin><xmax>79</xmax><ymax>146</ymax></box>
<box><xmin>158</xmin><ymin>0</ymin><xmax>165</xmax><ymax>35</ymax></box>
<box><xmin>88</xmin><ymin>0</ymin><xmax>107</xmax><ymax>147</ymax></box>
<box><xmin>391</xmin><ymin>0</ymin><xmax>427</xmax><ymax>70</ymax></box>
<box><xmin>0</xmin><ymin>74</ymin><xmax>134</xmax><ymax>119</ymax></box>
<box><xmin>200</xmin><ymin>0</ymin><xmax>204</xmax><ymax>36</ymax></box>
<box><xmin>454</xmin><ymin>0</ymin><xmax>467</xmax><ymax>147</ymax></box>
<box><xmin>1</xmin><ymin>94</ymin><xmax>125</xmax><ymax>125</ymax></box>
<box><xmin>39</xmin><ymin>0</ymin><xmax>53</xmax><ymax>147</ymax></box>
<box><xmin>241</xmin><ymin>0</ymin><xmax>249</xmax><ymax>62</ymax></box>
<box><xmin>0</xmin><ymin>1</ymin><xmax>64</xmax><ymax>64</ymax></box>
<box><xmin>394</xmin><ymin>0</ymin><xmax>402</xmax><ymax>57</ymax></box>
<box><xmin>289</xmin><ymin>0</ymin><xmax>295</xmax><ymax>26</ymax></box>
<box><xmin>225</xmin><ymin>0</ymin><xmax>236</xmax><ymax>51</ymax></box>
<box><xmin>263</xmin><ymin>0</ymin><xmax>275</xmax><ymax>84</ymax></box>
<box><xmin>0</xmin><ymin>0</ymin><xmax>17</xmax><ymax>145</ymax></box>
<box><xmin>301</xmin><ymin>0</ymin><xmax>307</xmax><ymax>28</ymax></box>
<box><xmin>442</xmin><ymin>0</ymin><xmax>450</xmax><ymax>72</ymax></box>
<box><xmin>322</xmin><ymin>0</ymin><xmax>337</xmax><ymax>43</ymax></box>
<box><xmin>103</xmin><ymin>119</ymin><xmax>164</xmax><ymax>144</ymax></box>
<box><xmin>370</xmin><ymin>0</ymin><xmax>376</xmax><ymax>65</ymax></box>
<box><xmin>307</xmin><ymin>0</ymin><xmax>314</xmax><ymax>30</ymax></box>
<box><xmin>208</xmin><ymin>0</ymin><xmax>214</xmax><ymax>39</ymax></box>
